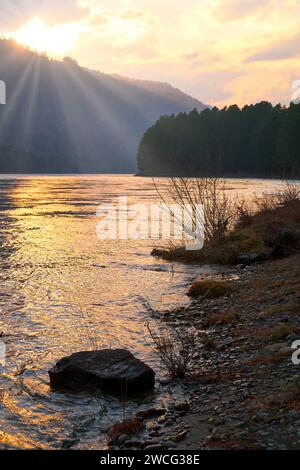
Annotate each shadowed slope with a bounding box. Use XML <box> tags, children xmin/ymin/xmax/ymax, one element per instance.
<box><xmin>0</xmin><ymin>39</ymin><xmax>206</xmax><ymax>173</ymax></box>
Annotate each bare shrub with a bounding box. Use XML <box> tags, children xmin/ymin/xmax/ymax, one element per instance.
<box><xmin>255</xmin><ymin>193</ymin><xmax>279</xmax><ymax>212</ymax></box>
<box><xmin>155</xmin><ymin>177</ymin><xmax>238</xmax><ymax>246</ymax></box>
<box><xmin>236</xmin><ymin>200</ymin><xmax>254</xmax><ymax>228</ymax></box>
<box><xmin>146</xmin><ymin>322</ymin><xmax>199</xmax><ymax>379</ymax></box>
<box><xmin>276</xmin><ymin>181</ymin><xmax>300</xmax><ymax>205</ymax></box>
<box><xmin>255</xmin><ymin>181</ymin><xmax>300</xmax><ymax>212</ymax></box>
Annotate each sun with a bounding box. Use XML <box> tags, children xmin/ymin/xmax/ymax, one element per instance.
<box><xmin>10</xmin><ymin>17</ymin><xmax>83</xmax><ymax>57</ymax></box>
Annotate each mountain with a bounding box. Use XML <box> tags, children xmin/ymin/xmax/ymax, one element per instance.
<box><xmin>0</xmin><ymin>39</ymin><xmax>206</xmax><ymax>173</ymax></box>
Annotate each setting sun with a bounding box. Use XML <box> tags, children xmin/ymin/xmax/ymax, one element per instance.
<box><xmin>10</xmin><ymin>16</ymin><xmax>83</xmax><ymax>57</ymax></box>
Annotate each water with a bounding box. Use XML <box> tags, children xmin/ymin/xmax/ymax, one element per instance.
<box><xmin>0</xmin><ymin>175</ymin><xmax>295</xmax><ymax>449</ymax></box>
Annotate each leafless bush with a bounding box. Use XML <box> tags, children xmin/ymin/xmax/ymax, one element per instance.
<box><xmin>236</xmin><ymin>199</ymin><xmax>254</xmax><ymax>228</ymax></box>
<box><xmin>146</xmin><ymin>321</ymin><xmax>199</xmax><ymax>379</ymax></box>
<box><xmin>276</xmin><ymin>181</ymin><xmax>300</xmax><ymax>204</ymax></box>
<box><xmin>155</xmin><ymin>177</ymin><xmax>238</xmax><ymax>246</ymax></box>
<box><xmin>255</xmin><ymin>181</ymin><xmax>300</xmax><ymax>212</ymax></box>
<box><xmin>255</xmin><ymin>192</ymin><xmax>280</xmax><ymax>212</ymax></box>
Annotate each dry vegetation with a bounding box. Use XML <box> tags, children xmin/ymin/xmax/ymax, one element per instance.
<box><xmin>265</xmin><ymin>380</ymin><xmax>300</xmax><ymax>411</ymax></box>
<box><xmin>146</xmin><ymin>322</ymin><xmax>200</xmax><ymax>379</ymax></box>
<box><xmin>153</xmin><ymin>179</ymin><xmax>300</xmax><ymax>265</ymax></box>
<box><xmin>188</xmin><ymin>278</ymin><xmax>233</xmax><ymax>299</ymax></box>
<box><xmin>209</xmin><ymin>254</ymin><xmax>300</xmax><ymax>329</ymax></box>
<box><xmin>110</xmin><ymin>417</ymin><xmax>145</xmax><ymax>441</ymax></box>
<box><xmin>143</xmin><ymin>181</ymin><xmax>300</xmax><ymax>448</ymax></box>
<box><xmin>256</xmin><ymin>323</ymin><xmax>297</xmax><ymax>342</ymax></box>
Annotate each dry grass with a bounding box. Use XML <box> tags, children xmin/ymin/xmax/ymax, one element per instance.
<box><xmin>152</xmin><ymin>231</ymin><xmax>263</xmax><ymax>265</ymax></box>
<box><xmin>266</xmin><ymin>381</ymin><xmax>300</xmax><ymax>411</ymax></box>
<box><xmin>255</xmin><ymin>181</ymin><xmax>300</xmax><ymax>213</ymax></box>
<box><xmin>256</xmin><ymin>323</ymin><xmax>296</xmax><ymax>342</ymax></box>
<box><xmin>206</xmin><ymin>309</ymin><xmax>239</xmax><ymax>325</ymax></box>
<box><xmin>236</xmin><ymin>200</ymin><xmax>254</xmax><ymax>228</ymax></box>
<box><xmin>258</xmin><ymin>300</ymin><xmax>300</xmax><ymax>319</ymax></box>
<box><xmin>237</xmin><ymin>256</ymin><xmax>300</xmax><ymax>306</ymax></box>
<box><xmin>152</xmin><ymin>182</ymin><xmax>300</xmax><ymax>266</ymax></box>
<box><xmin>188</xmin><ymin>279</ymin><xmax>233</xmax><ymax>299</ymax></box>
<box><xmin>205</xmin><ymin>437</ymin><xmax>260</xmax><ymax>450</ymax></box>
<box><xmin>244</xmin><ymin>349</ymin><xmax>290</xmax><ymax>366</ymax></box>
<box><xmin>110</xmin><ymin>417</ymin><xmax>145</xmax><ymax>441</ymax></box>
<box><xmin>146</xmin><ymin>322</ymin><xmax>199</xmax><ymax>379</ymax></box>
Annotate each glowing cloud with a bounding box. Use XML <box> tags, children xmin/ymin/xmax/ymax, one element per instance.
<box><xmin>0</xmin><ymin>0</ymin><xmax>299</xmax><ymax>106</ymax></box>
<box><xmin>6</xmin><ymin>16</ymin><xmax>85</xmax><ymax>56</ymax></box>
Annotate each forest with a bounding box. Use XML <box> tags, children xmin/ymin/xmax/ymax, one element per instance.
<box><xmin>137</xmin><ymin>102</ymin><xmax>300</xmax><ymax>178</ymax></box>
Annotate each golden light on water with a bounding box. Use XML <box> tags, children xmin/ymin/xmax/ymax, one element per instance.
<box><xmin>1</xmin><ymin>176</ymin><xmax>299</xmax><ymax>449</ymax></box>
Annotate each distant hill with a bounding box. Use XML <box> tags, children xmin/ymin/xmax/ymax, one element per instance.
<box><xmin>0</xmin><ymin>39</ymin><xmax>206</xmax><ymax>173</ymax></box>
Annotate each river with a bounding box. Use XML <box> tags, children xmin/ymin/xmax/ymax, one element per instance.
<box><xmin>0</xmin><ymin>175</ymin><xmax>295</xmax><ymax>449</ymax></box>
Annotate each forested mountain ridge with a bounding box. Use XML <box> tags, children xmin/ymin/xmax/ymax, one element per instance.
<box><xmin>137</xmin><ymin>102</ymin><xmax>300</xmax><ymax>178</ymax></box>
<box><xmin>0</xmin><ymin>39</ymin><xmax>206</xmax><ymax>173</ymax></box>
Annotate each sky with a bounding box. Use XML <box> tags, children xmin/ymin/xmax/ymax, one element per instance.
<box><xmin>1</xmin><ymin>0</ymin><xmax>299</xmax><ymax>107</ymax></box>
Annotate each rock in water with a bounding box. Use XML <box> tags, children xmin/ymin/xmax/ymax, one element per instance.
<box><xmin>48</xmin><ymin>349</ymin><xmax>155</xmax><ymax>395</ymax></box>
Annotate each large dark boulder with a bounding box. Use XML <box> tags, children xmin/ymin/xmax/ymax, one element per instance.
<box><xmin>49</xmin><ymin>349</ymin><xmax>155</xmax><ymax>395</ymax></box>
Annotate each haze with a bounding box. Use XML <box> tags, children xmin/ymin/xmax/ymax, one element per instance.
<box><xmin>1</xmin><ymin>0</ymin><xmax>299</xmax><ymax>107</ymax></box>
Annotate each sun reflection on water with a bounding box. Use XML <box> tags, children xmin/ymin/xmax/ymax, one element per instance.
<box><xmin>0</xmin><ymin>175</ymin><xmax>294</xmax><ymax>449</ymax></box>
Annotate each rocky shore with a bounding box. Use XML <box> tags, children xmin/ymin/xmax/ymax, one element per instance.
<box><xmin>107</xmin><ymin>253</ymin><xmax>300</xmax><ymax>450</ymax></box>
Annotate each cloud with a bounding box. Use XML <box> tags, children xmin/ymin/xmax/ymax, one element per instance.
<box><xmin>224</xmin><ymin>61</ymin><xmax>300</xmax><ymax>106</ymax></box>
<box><xmin>1</xmin><ymin>0</ymin><xmax>299</xmax><ymax>107</ymax></box>
<box><xmin>83</xmin><ymin>7</ymin><xmax>162</xmax><ymax>50</ymax></box>
<box><xmin>0</xmin><ymin>0</ymin><xmax>87</xmax><ymax>29</ymax></box>
<box><xmin>216</xmin><ymin>0</ymin><xmax>271</xmax><ymax>21</ymax></box>
<box><xmin>188</xmin><ymin>69</ymin><xmax>244</xmax><ymax>104</ymax></box>
<box><xmin>121</xmin><ymin>10</ymin><xmax>146</xmax><ymax>20</ymax></box>
<box><xmin>182</xmin><ymin>52</ymin><xmax>201</xmax><ymax>61</ymax></box>
<box><xmin>246</xmin><ymin>35</ymin><xmax>300</xmax><ymax>62</ymax></box>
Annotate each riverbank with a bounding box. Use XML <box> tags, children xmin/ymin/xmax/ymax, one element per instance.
<box><xmin>107</xmin><ymin>252</ymin><xmax>300</xmax><ymax>450</ymax></box>
<box><xmin>107</xmin><ymin>188</ymin><xmax>300</xmax><ymax>450</ymax></box>
<box><xmin>182</xmin><ymin>252</ymin><xmax>300</xmax><ymax>450</ymax></box>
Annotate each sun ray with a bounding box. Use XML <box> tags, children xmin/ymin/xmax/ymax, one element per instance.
<box><xmin>47</xmin><ymin>60</ymin><xmax>139</xmax><ymax>172</ymax></box>
<box><xmin>0</xmin><ymin>55</ymin><xmax>36</xmax><ymax>138</ymax></box>
<box><xmin>18</xmin><ymin>56</ymin><xmax>42</xmax><ymax>151</ymax></box>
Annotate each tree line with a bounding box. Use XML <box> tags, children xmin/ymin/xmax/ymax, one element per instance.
<box><xmin>137</xmin><ymin>102</ymin><xmax>300</xmax><ymax>178</ymax></box>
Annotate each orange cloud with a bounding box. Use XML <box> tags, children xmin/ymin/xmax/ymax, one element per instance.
<box><xmin>1</xmin><ymin>0</ymin><xmax>300</xmax><ymax>107</ymax></box>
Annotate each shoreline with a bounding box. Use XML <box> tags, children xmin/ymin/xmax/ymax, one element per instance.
<box><xmin>107</xmin><ymin>253</ymin><xmax>300</xmax><ymax>450</ymax></box>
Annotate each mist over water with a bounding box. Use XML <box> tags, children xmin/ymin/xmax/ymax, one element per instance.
<box><xmin>0</xmin><ymin>175</ymin><xmax>294</xmax><ymax>449</ymax></box>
